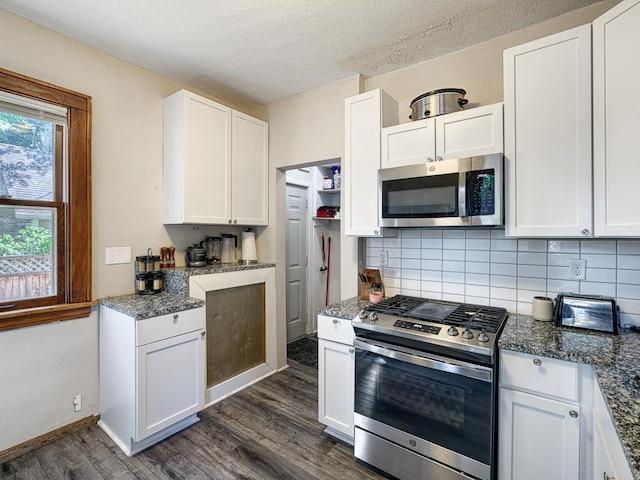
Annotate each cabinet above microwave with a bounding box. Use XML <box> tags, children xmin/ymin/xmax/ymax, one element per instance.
<box><xmin>381</xmin><ymin>103</ymin><xmax>503</xmax><ymax>169</ymax></box>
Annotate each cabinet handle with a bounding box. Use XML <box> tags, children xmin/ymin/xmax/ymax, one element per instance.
<box><xmin>173</xmin><ymin>314</ymin><xmax>179</xmax><ymax>320</ymax></box>
<box><xmin>427</xmin><ymin>157</ymin><xmax>434</xmax><ymax>163</ymax></box>
<box><xmin>582</xmin><ymin>229</ymin><xmax>590</xmax><ymax>236</ymax></box>
<box><xmin>228</xmin><ymin>219</ymin><xmax>232</xmax><ymax>224</ymax></box>
<box><xmin>201</xmin><ymin>331</ymin><xmax>206</xmax><ymax>337</ymax></box>
<box><xmin>533</xmin><ymin>358</ymin><xmax>542</xmax><ymax>366</ymax></box>
<box><xmin>569</xmin><ymin>410</ymin><xmax>579</xmax><ymax>418</ymax></box>
<box><xmin>436</xmin><ymin>156</ymin><xmax>443</xmax><ymax>162</ymax></box>
<box><xmin>373</xmin><ymin>230</ymin><xmax>379</xmax><ymax>235</ymax></box>
<box><xmin>603</xmin><ymin>472</ymin><xmax>615</xmax><ymax>480</ymax></box>
<box><xmin>332</xmin><ymin>319</ymin><xmax>338</xmax><ymax>324</ymax></box>
<box><xmin>233</xmin><ymin>219</ymin><xmax>237</xmax><ymax>224</ymax></box>
<box><xmin>349</xmin><ymin>348</ymin><xmax>354</xmax><ymax>354</ymax></box>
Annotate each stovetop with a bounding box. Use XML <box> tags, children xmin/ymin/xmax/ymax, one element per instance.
<box><xmin>354</xmin><ymin>295</ymin><xmax>509</xmax><ymax>359</ymax></box>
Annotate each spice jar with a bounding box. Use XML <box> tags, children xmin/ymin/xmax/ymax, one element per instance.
<box><xmin>369</xmin><ymin>283</ymin><xmax>384</xmax><ymax>304</ymax></box>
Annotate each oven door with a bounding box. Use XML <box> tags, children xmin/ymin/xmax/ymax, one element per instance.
<box><xmin>354</xmin><ymin>337</ymin><xmax>494</xmax><ymax>479</ymax></box>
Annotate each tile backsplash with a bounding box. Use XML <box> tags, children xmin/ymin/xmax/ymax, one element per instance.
<box><xmin>365</xmin><ymin>229</ymin><xmax>640</xmax><ymax>325</ymax></box>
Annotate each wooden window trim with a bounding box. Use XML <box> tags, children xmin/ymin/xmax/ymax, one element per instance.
<box><xmin>0</xmin><ymin>68</ymin><xmax>92</xmax><ymax>330</ymax></box>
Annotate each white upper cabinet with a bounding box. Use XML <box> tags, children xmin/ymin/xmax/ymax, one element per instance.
<box><xmin>344</xmin><ymin>89</ymin><xmax>398</xmax><ymax>237</ymax></box>
<box><xmin>163</xmin><ymin>90</ymin><xmax>268</xmax><ymax>226</ymax></box>
<box><xmin>593</xmin><ymin>0</ymin><xmax>640</xmax><ymax>236</ymax></box>
<box><xmin>231</xmin><ymin>111</ymin><xmax>269</xmax><ymax>225</ymax></box>
<box><xmin>381</xmin><ymin>103</ymin><xmax>503</xmax><ymax>169</ymax></box>
<box><xmin>504</xmin><ymin>26</ymin><xmax>593</xmax><ymax>237</ymax></box>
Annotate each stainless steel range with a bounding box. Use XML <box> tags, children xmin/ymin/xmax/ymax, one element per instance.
<box><xmin>352</xmin><ymin>295</ymin><xmax>508</xmax><ymax>480</ymax></box>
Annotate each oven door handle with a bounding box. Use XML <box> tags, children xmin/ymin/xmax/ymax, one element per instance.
<box><xmin>354</xmin><ymin>338</ymin><xmax>492</xmax><ymax>383</ymax></box>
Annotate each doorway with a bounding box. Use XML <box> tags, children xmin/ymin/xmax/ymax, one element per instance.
<box><xmin>285</xmin><ymin>183</ymin><xmax>308</xmax><ymax>342</ymax></box>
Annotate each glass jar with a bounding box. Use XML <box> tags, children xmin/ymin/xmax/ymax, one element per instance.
<box><xmin>369</xmin><ymin>283</ymin><xmax>384</xmax><ymax>304</ymax></box>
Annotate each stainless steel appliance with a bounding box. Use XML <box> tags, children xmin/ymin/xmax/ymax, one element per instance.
<box><xmin>202</xmin><ymin>236</ymin><xmax>222</xmax><ymax>264</ymax></box>
<box><xmin>379</xmin><ymin>154</ymin><xmax>503</xmax><ymax>228</ymax></box>
<box><xmin>554</xmin><ymin>292</ymin><xmax>620</xmax><ymax>334</ymax></box>
<box><xmin>409</xmin><ymin>88</ymin><xmax>468</xmax><ymax>121</ymax></box>
<box><xmin>353</xmin><ymin>295</ymin><xmax>509</xmax><ymax>480</ymax></box>
<box><xmin>221</xmin><ymin>233</ymin><xmax>238</xmax><ymax>264</ymax></box>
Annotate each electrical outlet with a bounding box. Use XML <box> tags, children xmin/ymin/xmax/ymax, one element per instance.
<box><xmin>380</xmin><ymin>250</ymin><xmax>388</xmax><ymax>266</ymax></box>
<box><xmin>73</xmin><ymin>394</ymin><xmax>82</xmax><ymax>412</ymax></box>
<box><xmin>570</xmin><ymin>259</ymin><xmax>586</xmax><ymax>280</ymax></box>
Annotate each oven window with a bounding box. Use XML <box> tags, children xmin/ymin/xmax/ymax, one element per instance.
<box><xmin>381</xmin><ymin>174</ymin><xmax>458</xmax><ymax>218</ymax></box>
<box><xmin>355</xmin><ymin>349</ymin><xmax>492</xmax><ymax>465</ymax></box>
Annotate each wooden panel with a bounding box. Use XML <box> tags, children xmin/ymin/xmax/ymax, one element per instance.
<box><xmin>206</xmin><ymin>283</ymin><xmax>266</xmax><ymax>387</ymax></box>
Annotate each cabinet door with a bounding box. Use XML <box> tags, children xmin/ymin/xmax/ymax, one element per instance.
<box><xmin>136</xmin><ymin>329</ymin><xmax>205</xmax><ymax>441</ymax></box>
<box><xmin>318</xmin><ymin>339</ymin><xmax>354</xmax><ymax>438</ymax></box>
<box><xmin>381</xmin><ymin>118</ymin><xmax>436</xmax><ymax>168</ymax></box>
<box><xmin>504</xmin><ymin>26</ymin><xmax>592</xmax><ymax>237</ymax></box>
<box><xmin>593</xmin><ymin>0</ymin><xmax>640</xmax><ymax>236</ymax></box>
<box><xmin>435</xmin><ymin>103</ymin><xmax>503</xmax><ymax>159</ymax></box>
<box><xmin>499</xmin><ymin>388</ymin><xmax>580</xmax><ymax>480</ymax></box>
<box><xmin>344</xmin><ymin>89</ymin><xmax>398</xmax><ymax>236</ymax></box>
<box><xmin>594</xmin><ymin>414</ymin><xmax>620</xmax><ymax>480</ymax></box>
<box><xmin>232</xmin><ymin>111</ymin><xmax>269</xmax><ymax>226</ymax></box>
<box><xmin>164</xmin><ymin>90</ymin><xmax>232</xmax><ymax>224</ymax></box>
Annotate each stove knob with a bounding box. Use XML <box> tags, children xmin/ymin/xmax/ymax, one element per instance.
<box><xmin>368</xmin><ymin>312</ymin><xmax>378</xmax><ymax>322</ymax></box>
<box><xmin>447</xmin><ymin>325</ymin><xmax>459</xmax><ymax>336</ymax></box>
<box><xmin>358</xmin><ymin>310</ymin><xmax>368</xmax><ymax>320</ymax></box>
<box><xmin>477</xmin><ymin>330</ymin><xmax>490</xmax><ymax>343</ymax></box>
<box><xmin>462</xmin><ymin>328</ymin><xmax>474</xmax><ymax>340</ymax></box>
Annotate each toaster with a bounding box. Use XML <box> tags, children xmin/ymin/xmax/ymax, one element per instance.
<box><xmin>554</xmin><ymin>293</ymin><xmax>619</xmax><ymax>334</ymax></box>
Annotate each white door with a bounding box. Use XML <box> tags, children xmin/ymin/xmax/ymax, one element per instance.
<box><xmin>317</xmin><ymin>339</ymin><xmax>355</xmax><ymax>438</ymax></box>
<box><xmin>593</xmin><ymin>0</ymin><xmax>640</xmax><ymax>236</ymax></box>
<box><xmin>136</xmin><ymin>329</ymin><xmax>204</xmax><ymax>441</ymax></box>
<box><xmin>503</xmin><ymin>26</ymin><xmax>592</xmax><ymax>237</ymax></box>
<box><xmin>499</xmin><ymin>388</ymin><xmax>581</xmax><ymax>480</ymax></box>
<box><xmin>286</xmin><ymin>183</ymin><xmax>308</xmax><ymax>341</ymax></box>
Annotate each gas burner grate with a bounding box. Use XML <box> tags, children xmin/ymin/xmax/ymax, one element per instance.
<box><xmin>444</xmin><ymin>304</ymin><xmax>508</xmax><ymax>333</ymax></box>
<box><xmin>364</xmin><ymin>295</ymin><xmax>426</xmax><ymax>316</ymax></box>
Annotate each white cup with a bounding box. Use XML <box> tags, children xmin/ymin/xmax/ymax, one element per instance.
<box><xmin>532</xmin><ymin>296</ymin><xmax>554</xmax><ymax>321</ymax></box>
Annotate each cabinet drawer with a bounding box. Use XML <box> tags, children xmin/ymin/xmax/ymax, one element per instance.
<box><xmin>500</xmin><ymin>350</ymin><xmax>579</xmax><ymax>402</ymax></box>
<box><xmin>136</xmin><ymin>307</ymin><xmax>205</xmax><ymax>346</ymax></box>
<box><xmin>317</xmin><ymin>314</ymin><xmax>355</xmax><ymax>345</ymax></box>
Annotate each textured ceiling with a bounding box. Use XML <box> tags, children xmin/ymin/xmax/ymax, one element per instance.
<box><xmin>0</xmin><ymin>0</ymin><xmax>601</xmax><ymax>106</ymax></box>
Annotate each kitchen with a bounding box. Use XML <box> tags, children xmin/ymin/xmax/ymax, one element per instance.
<box><xmin>0</xmin><ymin>0</ymin><xmax>638</xmax><ymax>478</ymax></box>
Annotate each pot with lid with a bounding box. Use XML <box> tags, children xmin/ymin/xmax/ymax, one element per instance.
<box><xmin>409</xmin><ymin>88</ymin><xmax>468</xmax><ymax>121</ymax></box>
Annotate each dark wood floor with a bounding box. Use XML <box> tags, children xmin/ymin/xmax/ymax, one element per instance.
<box><xmin>0</xmin><ymin>360</ymin><xmax>386</xmax><ymax>480</ymax></box>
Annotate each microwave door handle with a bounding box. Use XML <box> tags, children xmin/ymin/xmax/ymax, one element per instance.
<box><xmin>459</xmin><ymin>171</ymin><xmax>467</xmax><ymax>217</ymax></box>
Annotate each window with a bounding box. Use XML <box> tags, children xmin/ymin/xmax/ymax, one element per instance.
<box><xmin>0</xmin><ymin>68</ymin><xmax>92</xmax><ymax>330</ymax></box>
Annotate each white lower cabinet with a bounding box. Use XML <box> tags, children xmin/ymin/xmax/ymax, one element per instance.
<box><xmin>499</xmin><ymin>388</ymin><xmax>580</xmax><ymax>480</ymax></box>
<box><xmin>99</xmin><ymin>305</ymin><xmax>205</xmax><ymax>455</ymax></box>
<box><xmin>499</xmin><ymin>350</ymin><xmax>581</xmax><ymax>480</ymax></box>
<box><xmin>593</xmin><ymin>380</ymin><xmax>634</xmax><ymax>480</ymax></box>
<box><xmin>500</xmin><ymin>350</ymin><xmax>634</xmax><ymax>480</ymax></box>
<box><xmin>317</xmin><ymin>314</ymin><xmax>355</xmax><ymax>444</ymax></box>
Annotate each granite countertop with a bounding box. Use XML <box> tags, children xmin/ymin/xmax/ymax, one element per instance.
<box><xmin>318</xmin><ymin>296</ymin><xmax>371</xmax><ymax>319</ymax></box>
<box><xmin>319</xmin><ymin>298</ymin><xmax>640</xmax><ymax>478</ymax></box>
<box><xmin>163</xmin><ymin>262</ymin><xmax>275</xmax><ymax>295</ymax></box>
<box><xmin>500</xmin><ymin>314</ymin><xmax>640</xmax><ymax>478</ymax></box>
<box><xmin>99</xmin><ymin>292</ymin><xmax>205</xmax><ymax>320</ymax></box>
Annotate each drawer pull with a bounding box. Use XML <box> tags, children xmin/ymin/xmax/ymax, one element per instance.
<box><xmin>349</xmin><ymin>348</ymin><xmax>354</xmax><ymax>354</ymax></box>
<box><xmin>603</xmin><ymin>472</ymin><xmax>614</xmax><ymax>480</ymax></box>
<box><xmin>533</xmin><ymin>358</ymin><xmax>542</xmax><ymax>366</ymax></box>
<box><xmin>569</xmin><ymin>410</ymin><xmax>579</xmax><ymax>418</ymax></box>
<box><xmin>201</xmin><ymin>331</ymin><xmax>206</xmax><ymax>337</ymax></box>
<box><xmin>173</xmin><ymin>314</ymin><xmax>179</xmax><ymax>320</ymax></box>
<box><xmin>332</xmin><ymin>319</ymin><xmax>338</xmax><ymax>324</ymax></box>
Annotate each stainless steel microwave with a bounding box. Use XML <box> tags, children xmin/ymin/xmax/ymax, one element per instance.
<box><xmin>378</xmin><ymin>154</ymin><xmax>503</xmax><ymax>227</ymax></box>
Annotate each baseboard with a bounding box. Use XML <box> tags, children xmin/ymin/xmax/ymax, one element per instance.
<box><xmin>0</xmin><ymin>414</ymin><xmax>99</xmax><ymax>464</ymax></box>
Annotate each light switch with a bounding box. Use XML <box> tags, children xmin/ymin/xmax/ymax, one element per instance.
<box><xmin>106</xmin><ymin>246</ymin><xmax>132</xmax><ymax>265</ymax></box>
